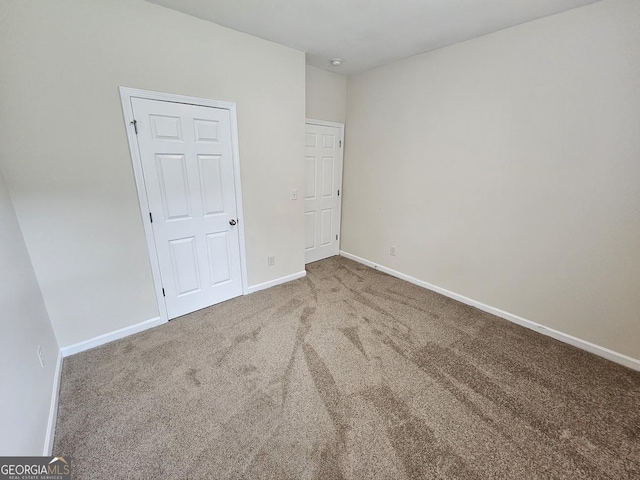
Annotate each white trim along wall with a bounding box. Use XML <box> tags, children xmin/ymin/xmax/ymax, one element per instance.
<box><xmin>58</xmin><ymin>270</ymin><xmax>310</xmax><ymax>357</ymax></box>
<box><xmin>340</xmin><ymin>251</ymin><xmax>640</xmax><ymax>372</ymax></box>
<box><xmin>247</xmin><ymin>270</ymin><xmax>307</xmax><ymax>294</ymax></box>
<box><xmin>43</xmin><ymin>351</ymin><xmax>63</xmax><ymax>455</ymax></box>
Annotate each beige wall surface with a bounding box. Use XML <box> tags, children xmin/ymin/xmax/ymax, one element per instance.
<box><xmin>0</xmin><ymin>0</ymin><xmax>306</xmax><ymax>347</ymax></box>
<box><xmin>342</xmin><ymin>0</ymin><xmax>640</xmax><ymax>359</ymax></box>
<box><xmin>0</xmin><ymin>169</ymin><xmax>59</xmax><ymax>455</ymax></box>
<box><xmin>305</xmin><ymin>65</ymin><xmax>347</xmax><ymax>123</ymax></box>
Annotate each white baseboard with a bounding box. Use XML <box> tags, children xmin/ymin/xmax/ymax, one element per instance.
<box><xmin>43</xmin><ymin>350</ymin><xmax>63</xmax><ymax>455</ymax></box>
<box><xmin>59</xmin><ymin>272</ymin><xmax>307</xmax><ymax>357</ymax></box>
<box><xmin>247</xmin><ymin>270</ymin><xmax>307</xmax><ymax>294</ymax></box>
<box><xmin>59</xmin><ymin>271</ymin><xmax>308</xmax><ymax>358</ymax></box>
<box><xmin>340</xmin><ymin>250</ymin><xmax>640</xmax><ymax>372</ymax></box>
<box><xmin>60</xmin><ymin>316</ymin><xmax>164</xmax><ymax>357</ymax></box>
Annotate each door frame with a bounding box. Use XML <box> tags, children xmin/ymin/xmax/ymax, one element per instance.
<box><xmin>305</xmin><ymin>118</ymin><xmax>345</xmax><ymax>262</ymax></box>
<box><xmin>119</xmin><ymin>87</ymin><xmax>249</xmax><ymax>323</ymax></box>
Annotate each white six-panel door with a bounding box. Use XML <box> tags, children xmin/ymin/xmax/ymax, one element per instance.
<box><xmin>305</xmin><ymin>122</ymin><xmax>343</xmax><ymax>264</ymax></box>
<box><xmin>132</xmin><ymin>97</ymin><xmax>243</xmax><ymax>319</ymax></box>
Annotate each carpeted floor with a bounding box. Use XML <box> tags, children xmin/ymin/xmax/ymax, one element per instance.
<box><xmin>54</xmin><ymin>256</ymin><xmax>640</xmax><ymax>479</ymax></box>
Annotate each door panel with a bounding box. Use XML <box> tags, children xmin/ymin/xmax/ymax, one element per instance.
<box><xmin>169</xmin><ymin>237</ymin><xmax>200</xmax><ymax>296</ymax></box>
<box><xmin>199</xmin><ymin>155</ymin><xmax>225</xmax><ymax>215</ymax></box>
<box><xmin>305</xmin><ymin>212</ymin><xmax>316</xmax><ymax>250</ymax></box>
<box><xmin>157</xmin><ymin>154</ymin><xmax>192</xmax><ymax>221</ymax></box>
<box><xmin>305</xmin><ymin>123</ymin><xmax>343</xmax><ymax>264</ymax></box>
<box><xmin>322</xmin><ymin>157</ymin><xmax>334</xmax><ymax>197</ymax></box>
<box><xmin>305</xmin><ymin>156</ymin><xmax>317</xmax><ymax>199</ymax></box>
<box><xmin>194</xmin><ymin>118</ymin><xmax>220</xmax><ymax>143</ymax></box>
<box><xmin>150</xmin><ymin>114</ymin><xmax>183</xmax><ymax>141</ymax></box>
<box><xmin>206</xmin><ymin>232</ymin><xmax>231</xmax><ymax>285</ymax></box>
<box><xmin>132</xmin><ymin>97</ymin><xmax>243</xmax><ymax>319</ymax></box>
<box><xmin>321</xmin><ymin>209</ymin><xmax>333</xmax><ymax>246</ymax></box>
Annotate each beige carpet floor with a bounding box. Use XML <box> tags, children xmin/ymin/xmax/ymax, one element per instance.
<box><xmin>54</xmin><ymin>256</ymin><xmax>640</xmax><ymax>479</ymax></box>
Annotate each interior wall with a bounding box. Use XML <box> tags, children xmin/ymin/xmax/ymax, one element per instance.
<box><xmin>342</xmin><ymin>0</ymin><xmax>640</xmax><ymax>360</ymax></box>
<box><xmin>0</xmin><ymin>168</ymin><xmax>60</xmax><ymax>455</ymax></box>
<box><xmin>305</xmin><ymin>65</ymin><xmax>347</xmax><ymax>123</ymax></box>
<box><xmin>0</xmin><ymin>0</ymin><xmax>306</xmax><ymax>348</ymax></box>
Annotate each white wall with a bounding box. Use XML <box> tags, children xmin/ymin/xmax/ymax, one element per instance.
<box><xmin>343</xmin><ymin>0</ymin><xmax>640</xmax><ymax>360</ymax></box>
<box><xmin>0</xmin><ymin>0</ymin><xmax>306</xmax><ymax>348</ymax></box>
<box><xmin>306</xmin><ymin>65</ymin><xmax>347</xmax><ymax>123</ymax></box>
<box><xmin>0</xmin><ymin>169</ymin><xmax>60</xmax><ymax>455</ymax></box>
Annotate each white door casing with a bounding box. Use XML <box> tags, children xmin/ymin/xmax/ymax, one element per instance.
<box><xmin>121</xmin><ymin>88</ymin><xmax>247</xmax><ymax>322</ymax></box>
<box><xmin>305</xmin><ymin>120</ymin><xmax>344</xmax><ymax>264</ymax></box>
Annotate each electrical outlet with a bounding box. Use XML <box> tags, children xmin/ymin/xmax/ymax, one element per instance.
<box><xmin>37</xmin><ymin>345</ymin><xmax>45</xmax><ymax>368</ymax></box>
<box><xmin>267</xmin><ymin>256</ymin><xmax>275</xmax><ymax>266</ymax></box>
<box><xmin>291</xmin><ymin>189</ymin><xmax>298</xmax><ymax>200</ymax></box>
<box><xmin>390</xmin><ymin>246</ymin><xmax>397</xmax><ymax>256</ymax></box>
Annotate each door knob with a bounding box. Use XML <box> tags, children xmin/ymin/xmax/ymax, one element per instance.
<box><xmin>229</xmin><ymin>219</ymin><xmax>237</xmax><ymax>226</ymax></box>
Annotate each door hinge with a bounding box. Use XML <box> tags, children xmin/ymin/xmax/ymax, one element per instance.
<box><xmin>336</xmin><ymin>234</ymin><xmax>338</xmax><ymax>240</ymax></box>
<box><xmin>149</xmin><ymin>212</ymin><xmax>153</xmax><ymax>223</ymax></box>
<box><xmin>162</xmin><ymin>288</ymin><xmax>165</xmax><ymax>297</ymax></box>
<box><xmin>131</xmin><ymin>119</ymin><xmax>138</xmax><ymax>134</ymax></box>
<box><xmin>339</xmin><ymin>140</ymin><xmax>342</xmax><ymax>148</ymax></box>
<box><xmin>337</xmin><ymin>189</ymin><xmax>340</xmax><ymax>196</ymax></box>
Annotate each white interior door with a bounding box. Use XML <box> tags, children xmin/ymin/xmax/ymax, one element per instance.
<box><xmin>305</xmin><ymin>122</ymin><xmax>343</xmax><ymax>264</ymax></box>
<box><xmin>132</xmin><ymin>97</ymin><xmax>243</xmax><ymax>319</ymax></box>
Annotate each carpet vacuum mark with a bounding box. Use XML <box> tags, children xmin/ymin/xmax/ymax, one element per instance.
<box><xmin>54</xmin><ymin>256</ymin><xmax>640</xmax><ymax>479</ymax></box>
